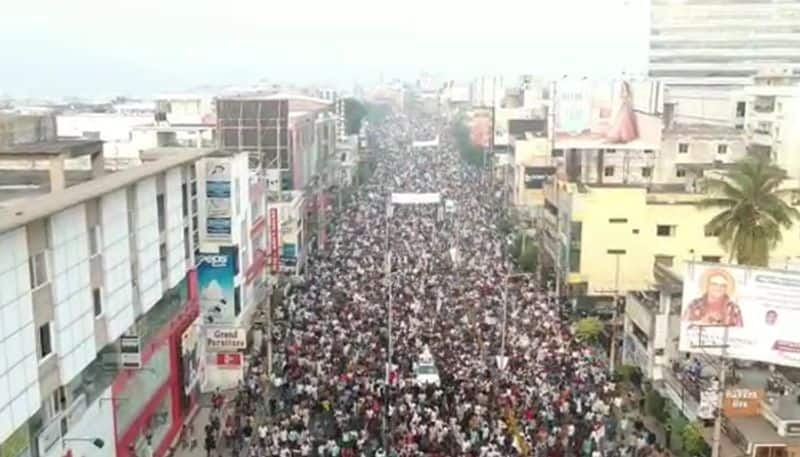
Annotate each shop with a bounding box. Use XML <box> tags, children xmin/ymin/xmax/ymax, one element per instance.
<box><xmin>112</xmin><ymin>271</ymin><xmax>199</xmax><ymax>457</ymax></box>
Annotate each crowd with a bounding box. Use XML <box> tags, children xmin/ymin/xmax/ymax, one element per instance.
<box><xmin>197</xmin><ymin>114</ymin><xmax>665</xmax><ymax>457</ymax></box>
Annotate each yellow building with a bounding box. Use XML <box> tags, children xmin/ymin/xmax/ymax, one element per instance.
<box><xmin>542</xmin><ymin>179</ymin><xmax>800</xmax><ymax>301</ymax></box>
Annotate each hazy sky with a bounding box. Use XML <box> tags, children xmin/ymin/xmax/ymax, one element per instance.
<box><xmin>0</xmin><ymin>0</ymin><xmax>649</xmax><ymax>98</ymax></box>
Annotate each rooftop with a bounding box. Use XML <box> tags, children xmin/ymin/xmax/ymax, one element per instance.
<box><xmin>0</xmin><ymin>139</ymin><xmax>103</xmax><ymax>158</ymax></box>
<box><xmin>0</xmin><ymin>169</ymin><xmax>94</xmax><ymax>203</ymax></box>
<box><xmin>0</xmin><ymin>149</ymin><xmax>212</xmax><ymax>234</ymax></box>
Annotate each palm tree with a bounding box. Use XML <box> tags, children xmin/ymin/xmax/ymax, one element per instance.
<box><xmin>699</xmin><ymin>153</ymin><xmax>800</xmax><ymax>266</ymax></box>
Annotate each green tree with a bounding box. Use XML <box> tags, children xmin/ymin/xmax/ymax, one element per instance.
<box><xmin>343</xmin><ymin>98</ymin><xmax>367</xmax><ymax>135</ymax></box>
<box><xmin>574</xmin><ymin>317</ymin><xmax>604</xmax><ymax>343</ymax></box>
<box><xmin>700</xmin><ymin>153</ymin><xmax>800</xmax><ymax>266</ymax></box>
<box><xmin>451</xmin><ymin>121</ymin><xmax>484</xmax><ymax>167</ymax></box>
<box><xmin>680</xmin><ymin>423</ymin><xmax>710</xmax><ymax>456</ymax></box>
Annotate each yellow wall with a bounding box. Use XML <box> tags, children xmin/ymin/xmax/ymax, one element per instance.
<box><xmin>514</xmin><ymin>138</ymin><xmax>552</xmax><ymax>208</ymax></box>
<box><xmin>572</xmin><ymin>187</ymin><xmax>800</xmax><ymax>296</ymax></box>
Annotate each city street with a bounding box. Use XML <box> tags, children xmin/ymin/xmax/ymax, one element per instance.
<box><xmin>212</xmin><ymin>113</ymin><xmax>639</xmax><ymax>457</ymax></box>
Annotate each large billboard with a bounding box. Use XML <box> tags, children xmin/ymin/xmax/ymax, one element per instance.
<box><xmin>205</xmin><ymin>158</ymin><xmax>232</xmax><ymax>239</ymax></box>
<box><xmin>197</xmin><ymin>253</ymin><xmax>236</xmax><ymax>324</ymax></box>
<box><xmin>554</xmin><ymin>79</ymin><xmax>662</xmax><ymax>150</ymax></box>
<box><xmin>679</xmin><ymin>263</ymin><xmax>800</xmax><ymax>367</ymax></box>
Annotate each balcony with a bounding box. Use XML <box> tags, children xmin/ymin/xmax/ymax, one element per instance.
<box><xmin>753</xmin><ymin>96</ymin><xmax>776</xmax><ymax>114</ymax></box>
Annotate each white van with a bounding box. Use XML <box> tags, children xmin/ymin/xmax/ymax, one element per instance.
<box><xmin>413</xmin><ymin>348</ymin><xmax>440</xmax><ymax>386</ymax></box>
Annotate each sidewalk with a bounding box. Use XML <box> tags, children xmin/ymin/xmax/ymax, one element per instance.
<box><xmin>168</xmin><ymin>404</ymin><xmax>213</xmax><ymax>457</ymax></box>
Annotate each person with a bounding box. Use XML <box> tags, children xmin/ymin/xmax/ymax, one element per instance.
<box><xmin>683</xmin><ymin>268</ymin><xmax>743</xmax><ymax>327</ymax></box>
<box><xmin>765</xmin><ymin>310</ymin><xmax>778</xmax><ymax>326</ymax></box>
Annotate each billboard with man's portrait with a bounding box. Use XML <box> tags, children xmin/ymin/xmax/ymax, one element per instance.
<box><xmin>679</xmin><ymin>262</ymin><xmax>800</xmax><ymax>367</ymax></box>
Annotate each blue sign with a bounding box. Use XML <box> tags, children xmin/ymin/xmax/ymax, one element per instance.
<box><xmin>206</xmin><ymin>181</ymin><xmax>231</xmax><ymax>199</ymax></box>
<box><xmin>281</xmin><ymin>243</ymin><xmax>297</xmax><ymax>268</ymax></box>
<box><xmin>207</xmin><ymin>217</ymin><xmax>231</xmax><ymax>237</ymax></box>
<box><xmin>197</xmin><ymin>253</ymin><xmax>236</xmax><ymax>324</ymax></box>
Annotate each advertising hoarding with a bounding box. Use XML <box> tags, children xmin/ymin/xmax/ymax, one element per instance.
<box><xmin>205</xmin><ymin>158</ymin><xmax>232</xmax><ymax>238</ymax></box>
<box><xmin>269</xmin><ymin>208</ymin><xmax>280</xmax><ymax>273</ymax></box>
<box><xmin>524</xmin><ymin>166</ymin><xmax>557</xmax><ymax>189</ymax></box>
<box><xmin>205</xmin><ymin>327</ymin><xmax>246</xmax><ymax>351</ymax></box>
<box><xmin>197</xmin><ymin>253</ymin><xmax>236</xmax><ymax>324</ymax></box>
<box><xmin>679</xmin><ymin>263</ymin><xmax>800</xmax><ymax>367</ymax></box>
<box><xmin>180</xmin><ymin>317</ymin><xmax>201</xmax><ymax>394</ymax></box>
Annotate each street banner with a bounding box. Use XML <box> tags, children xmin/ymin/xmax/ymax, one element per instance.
<box><xmin>679</xmin><ymin>262</ymin><xmax>800</xmax><ymax>367</ymax></box>
<box><xmin>197</xmin><ymin>253</ymin><xmax>236</xmax><ymax>324</ymax></box>
<box><xmin>269</xmin><ymin>207</ymin><xmax>280</xmax><ymax>273</ymax></box>
<box><xmin>391</xmin><ymin>193</ymin><xmax>441</xmax><ymax>205</ymax></box>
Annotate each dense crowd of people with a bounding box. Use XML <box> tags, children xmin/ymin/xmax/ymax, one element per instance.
<box><xmin>198</xmin><ymin>114</ymin><xmax>665</xmax><ymax>457</ymax></box>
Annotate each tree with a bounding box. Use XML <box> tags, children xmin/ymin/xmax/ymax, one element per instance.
<box><xmin>343</xmin><ymin>98</ymin><xmax>367</xmax><ymax>135</ymax></box>
<box><xmin>574</xmin><ymin>317</ymin><xmax>604</xmax><ymax>343</ymax></box>
<box><xmin>680</xmin><ymin>423</ymin><xmax>709</xmax><ymax>456</ymax></box>
<box><xmin>451</xmin><ymin>121</ymin><xmax>484</xmax><ymax>167</ymax></box>
<box><xmin>700</xmin><ymin>153</ymin><xmax>800</xmax><ymax>266</ymax></box>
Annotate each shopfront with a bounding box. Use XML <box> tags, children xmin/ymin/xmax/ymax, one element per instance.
<box><xmin>112</xmin><ymin>271</ymin><xmax>199</xmax><ymax>457</ymax></box>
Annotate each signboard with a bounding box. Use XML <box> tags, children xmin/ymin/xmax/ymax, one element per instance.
<box><xmin>205</xmin><ymin>158</ymin><xmax>232</xmax><ymax>238</ymax></box>
<box><xmin>786</xmin><ymin>422</ymin><xmax>800</xmax><ymax>436</ymax></box>
<box><xmin>120</xmin><ymin>335</ymin><xmax>142</xmax><ymax>369</ymax></box>
<box><xmin>680</xmin><ymin>263</ymin><xmax>800</xmax><ymax>367</ymax></box>
<box><xmin>269</xmin><ymin>208</ymin><xmax>280</xmax><ymax>273</ymax></box>
<box><xmin>215</xmin><ymin>353</ymin><xmax>243</xmax><ymax>367</ymax></box>
<box><xmin>524</xmin><ymin>166</ymin><xmax>556</xmax><ymax>189</ymax></box>
<box><xmin>197</xmin><ymin>253</ymin><xmax>236</xmax><ymax>324</ymax></box>
<box><xmin>206</xmin><ymin>327</ymin><xmax>246</xmax><ymax>352</ymax></box>
<box><xmin>281</xmin><ymin>243</ymin><xmax>297</xmax><ymax>268</ymax></box>
<box><xmin>207</xmin><ymin>217</ymin><xmax>231</xmax><ymax>237</ymax></box>
<box><xmin>181</xmin><ymin>317</ymin><xmax>201</xmax><ymax>394</ymax></box>
<box><xmin>245</xmin><ymin>249</ymin><xmax>267</xmax><ymax>285</ymax></box>
<box><xmin>722</xmin><ymin>388</ymin><xmax>763</xmax><ymax>417</ymax></box>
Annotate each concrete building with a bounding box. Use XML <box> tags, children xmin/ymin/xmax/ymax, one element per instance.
<box><xmin>470</xmin><ymin>75</ymin><xmax>505</xmax><ymax>109</ymax></box>
<box><xmin>622</xmin><ymin>264</ymin><xmax>800</xmax><ymax>455</ymax></box>
<box><xmin>744</xmin><ymin>67</ymin><xmax>800</xmax><ymax>178</ymax></box>
<box><xmin>0</xmin><ymin>142</ymin><xmax>212</xmax><ymax>457</ymax></box>
<box><xmin>540</xmin><ymin>179</ymin><xmax>800</xmax><ymax>301</ymax></box>
<box><xmin>56</xmin><ymin>113</ymin><xmax>152</xmax><ymax>169</ymax></box>
<box><xmin>649</xmin><ymin>0</ymin><xmax>800</xmax><ymax>89</ymax></box>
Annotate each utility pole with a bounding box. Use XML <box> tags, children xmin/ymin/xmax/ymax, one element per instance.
<box><xmin>609</xmin><ymin>251</ymin><xmax>624</xmax><ymax>375</ymax></box>
<box><xmin>711</xmin><ymin>325</ymin><xmax>731</xmax><ymax>457</ymax></box>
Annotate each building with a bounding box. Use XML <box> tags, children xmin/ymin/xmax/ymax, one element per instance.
<box><xmin>649</xmin><ymin>0</ymin><xmax>800</xmax><ymax>89</ymax></box>
<box><xmin>56</xmin><ymin>112</ymin><xmax>152</xmax><ymax>169</ymax></box>
<box><xmin>621</xmin><ymin>263</ymin><xmax>800</xmax><ymax>455</ymax></box>
<box><xmin>470</xmin><ymin>75</ymin><xmax>505</xmax><ymax>108</ymax></box>
<box><xmin>744</xmin><ymin>67</ymin><xmax>800</xmax><ymax>178</ymax></box>
<box><xmin>0</xmin><ymin>138</ymin><xmax>212</xmax><ymax>457</ymax></box>
<box><xmin>540</xmin><ymin>179</ymin><xmax>800</xmax><ymax>301</ymax></box>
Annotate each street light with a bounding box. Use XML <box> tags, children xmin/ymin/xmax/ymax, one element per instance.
<box><xmin>62</xmin><ymin>438</ymin><xmax>105</xmax><ymax>449</ymax></box>
<box><xmin>607</xmin><ymin>249</ymin><xmax>626</xmax><ymax>376</ymax></box>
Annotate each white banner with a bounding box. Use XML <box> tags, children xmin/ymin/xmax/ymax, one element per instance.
<box><xmin>390</xmin><ymin>193</ymin><xmax>441</xmax><ymax>205</ymax></box>
<box><xmin>679</xmin><ymin>262</ymin><xmax>800</xmax><ymax>367</ymax></box>
<box><xmin>205</xmin><ymin>326</ymin><xmax>246</xmax><ymax>352</ymax></box>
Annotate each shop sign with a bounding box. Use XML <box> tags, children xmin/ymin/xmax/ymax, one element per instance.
<box><xmin>206</xmin><ymin>327</ymin><xmax>246</xmax><ymax>351</ymax></box>
<box><xmin>37</xmin><ymin>416</ymin><xmax>62</xmax><ymax>456</ymax></box>
<box><xmin>269</xmin><ymin>208</ymin><xmax>280</xmax><ymax>273</ymax></box>
<box><xmin>216</xmin><ymin>353</ymin><xmax>242</xmax><ymax>367</ymax></box>
<box><xmin>722</xmin><ymin>388</ymin><xmax>763</xmax><ymax>417</ymax></box>
<box><xmin>120</xmin><ymin>335</ymin><xmax>142</xmax><ymax>369</ymax></box>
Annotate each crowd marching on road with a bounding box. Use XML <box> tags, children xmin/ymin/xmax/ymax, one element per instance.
<box><xmin>194</xmin><ymin>113</ymin><xmax>667</xmax><ymax>457</ymax></box>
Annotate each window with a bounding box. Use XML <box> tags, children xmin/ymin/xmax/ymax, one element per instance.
<box><xmin>717</xmin><ymin>144</ymin><xmax>728</xmax><ymax>154</ymax></box>
<box><xmin>39</xmin><ymin>323</ymin><xmax>52</xmax><ymax>358</ymax></box>
<box><xmin>159</xmin><ymin>243</ymin><xmax>168</xmax><ymax>279</ymax></box>
<box><xmin>234</xmin><ymin>286</ymin><xmax>242</xmax><ymax>317</ymax></box>
<box><xmin>656</xmin><ymin>225</ymin><xmax>675</xmax><ymax>237</ymax></box>
<box><xmin>29</xmin><ymin>251</ymin><xmax>49</xmax><ymax>288</ymax></box>
<box><xmin>181</xmin><ymin>183</ymin><xmax>188</xmax><ymax>218</ymax></box>
<box><xmin>609</xmin><ymin>218</ymin><xmax>628</xmax><ymax>224</ymax></box>
<box><xmin>93</xmin><ymin>288</ymin><xmax>103</xmax><ymax>317</ymax></box>
<box><xmin>642</xmin><ymin>167</ymin><xmax>652</xmax><ymax>178</ymax></box>
<box><xmin>678</xmin><ymin>143</ymin><xmax>689</xmax><ymax>153</ymax></box>
<box><xmin>184</xmin><ymin>227</ymin><xmax>191</xmax><ymax>261</ymax></box>
<box><xmin>704</xmin><ymin>226</ymin><xmax>721</xmax><ymax>237</ymax></box>
<box><xmin>604</xmin><ymin>166</ymin><xmax>615</xmax><ymax>177</ymax></box>
<box><xmin>89</xmin><ymin>226</ymin><xmax>101</xmax><ymax>256</ymax></box>
<box><xmin>655</xmin><ymin>255</ymin><xmax>674</xmax><ymax>267</ymax></box>
<box><xmin>644</xmin><ymin>149</ymin><xmax>654</xmax><ymax>154</ymax></box>
<box><xmin>605</xmin><ymin>148</ymin><xmax>616</xmax><ymax>154</ymax></box>
<box><xmin>676</xmin><ymin>169</ymin><xmax>687</xmax><ymax>178</ymax></box>
<box><xmin>632</xmin><ymin>229</ymin><xmax>640</xmax><ymax>234</ymax></box>
<box><xmin>157</xmin><ymin>194</ymin><xmax>166</xmax><ymax>232</ymax></box>
<box><xmin>736</xmin><ymin>101</ymin><xmax>746</xmax><ymax>117</ymax></box>
<box><xmin>552</xmin><ymin>149</ymin><xmax>563</xmax><ymax>157</ymax></box>
<box><xmin>701</xmin><ymin>256</ymin><xmax>722</xmax><ymax>263</ymax></box>
<box><xmin>569</xmin><ymin>249</ymin><xmax>581</xmax><ymax>273</ymax></box>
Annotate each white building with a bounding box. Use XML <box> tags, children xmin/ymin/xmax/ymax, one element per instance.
<box><xmin>744</xmin><ymin>67</ymin><xmax>800</xmax><ymax>178</ymax></box>
<box><xmin>0</xmin><ymin>141</ymin><xmax>211</xmax><ymax>457</ymax></box>
<box><xmin>470</xmin><ymin>75</ymin><xmax>505</xmax><ymax>108</ymax></box>
<box><xmin>56</xmin><ymin>113</ymin><xmax>152</xmax><ymax>169</ymax></box>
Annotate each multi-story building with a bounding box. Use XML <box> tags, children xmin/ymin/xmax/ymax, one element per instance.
<box><xmin>0</xmin><ymin>137</ymin><xmax>212</xmax><ymax>457</ymax></box>
<box><xmin>649</xmin><ymin>0</ymin><xmax>800</xmax><ymax>89</ymax></box>
<box><xmin>470</xmin><ymin>75</ymin><xmax>505</xmax><ymax>109</ymax></box>
<box><xmin>56</xmin><ymin>111</ymin><xmax>152</xmax><ymax>169</ymax></box>
<box><xmin>744</xmin><ymin>67</ymin><xmax>800</xmax><ymax>178</ymax></box>
<box><xmin>540</xmin><ymin>179</ymin><xmax>800</xmax><ymax>302</ymax></box>
<box><xmin>130</xmin><ymin>94</ymin><xmax>216</xmax><ymax>157</ymax></box>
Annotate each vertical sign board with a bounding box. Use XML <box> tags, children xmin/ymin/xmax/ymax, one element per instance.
<box><xmin>269</xmin><ymin>207</ymin><xmax>280</xmax><ymax>273</ymax></box>
<box><xmin>205</xmin><ymin>159</ymin><xmax>232</xmax><ymax>239</ymax></box>
<box><xmin>197</xmin><ymin>253</ymin><xmax>236</xmax><ymax>324</ymax></box>
<box><xmin>120</xmin><ymin>335</ymin><xmax>142</xmax><ymax>369</ymax></box>
<box><xmin>180</xmin><ymin>317</ymin><xmax>201</xmax><ymax>394</ymax></box>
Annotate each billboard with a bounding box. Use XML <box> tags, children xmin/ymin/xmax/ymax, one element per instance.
<box><xmin>205</xmin><ymin>158</ymin><xmax>232</xmax><ymax>238</ymax></box>
<box><xmin>269</xmin><ymin>207</ymin><xmax>280</xmax><ymax>273</ymax></box>
<box><xmin>180</xmin><ymin>317</ymin><xmax>201</xmax><ymax>394</ymax></box>
<box><xmin>281</xmin><ymin>243</ymin><xmax>297</xmax><ymax>269</ymax></box>
<box><xmin>197</xmin><ymin>253</ymin><xmax>236</xmax><ymax>324</ymax></box>
<box><xmin>524</xmin><ymin>166</ymin><xmax>556</xmax><ymax>189</ymax></box>
<box><xmin>680</xmin><ymin>263</ymin><xmax>800</xmax><ymax>367</ymax></box>
<box><xmin>554</xmin><ymin>79</ymin><xmax>662</xmax><ymax>150</ymax></box>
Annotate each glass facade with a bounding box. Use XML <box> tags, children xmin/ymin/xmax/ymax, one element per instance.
<box><xmin>132</xmin><ymin>393</ymin><xmax>173</xmax><ymax>457</ymax></box>
<box><xmin>114</xmin><ymin>345</ymin><xmax>170</xmax><ymax>438</ymax></box>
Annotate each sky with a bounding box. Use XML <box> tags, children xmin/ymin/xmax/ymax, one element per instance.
<box><xmin>0</xmin><ymin>0</ymin><xmax>650</xmax><ymax>99</ymax></box>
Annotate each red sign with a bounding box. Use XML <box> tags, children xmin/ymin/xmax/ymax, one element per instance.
<box><xmin>216</xmin><ymin>353</ymin><xmax>242</xmax><ymax>366</ymax></box>
<box><xmin>269</xmin><ymin>208</ymin><xmax>280</xmax><ymax>273</ymax></box>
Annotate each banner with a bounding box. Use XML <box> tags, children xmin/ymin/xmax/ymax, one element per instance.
<box><xmin>180</xmin><ymin>317</ymin><xmax>201</xmax><ymax>394</ymax></box>
<box><xmin>197</xmin><ymin>253</ymin><xmax>236</xmax><ymax>324</ymax></box>
<box><xmin>524</xmin><ymin>166</ymin><xmax>556</xmax><ymax>189</ymax></box>
<box><xmin>680</xmin><ymin>263</ymin><xmax>800</xmax><ymax>367</ymax></box>
<box><xmin>205</xmin><ymin>327</ymin><xmax>246</xmax><ymax>351</ymax></box>
<box><xmin>269</xmin><ymin>208</ymin><xmax>280</xmax><ymax>273</ymax></box>
<box><xmin>205</xmin><ymin>158</ymin><xmax>232</xmax><ymax>238</ymax></box>
<box><xmin>281</xmin><ymin>243</ymin><xmax>297</xmax><ymax>269</ymax></box>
